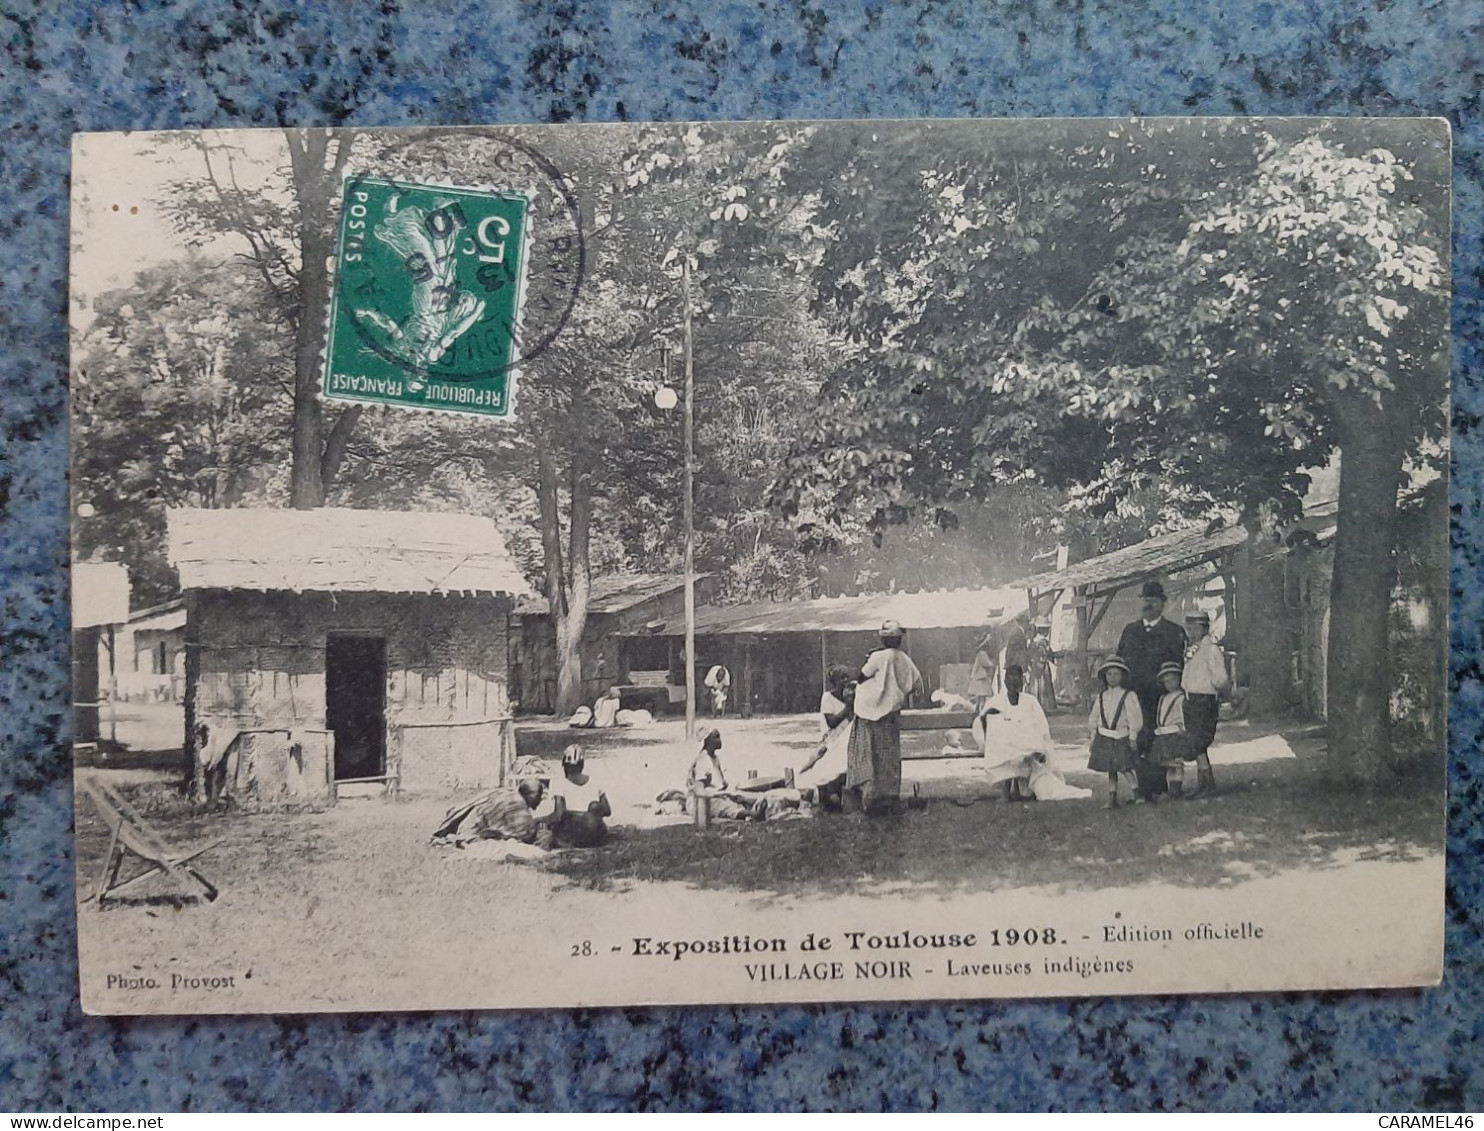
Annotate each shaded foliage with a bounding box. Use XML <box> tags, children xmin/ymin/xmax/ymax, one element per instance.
<box><xmin>72</xmin><ymin>258</ymin><xmax>292</xmax><ymax>604</ymax></box>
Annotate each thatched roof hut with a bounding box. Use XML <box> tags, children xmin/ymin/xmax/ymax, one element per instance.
<box><xmin>169</xmin><ymin>507</ymin><xmax>529</xmax><ymax>596</ymax></box>
<box><xmin>168</xmin><ymin>507</ymin><xmax>530</xmax><ymax>807</ymax></box>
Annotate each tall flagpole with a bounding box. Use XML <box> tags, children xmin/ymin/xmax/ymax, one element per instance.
<box><xmin>682</xmin><ymin>253</ymin><xmax>697</xmax><ymax>742</ymax></box>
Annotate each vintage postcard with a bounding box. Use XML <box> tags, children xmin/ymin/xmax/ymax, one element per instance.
<box><xmin>68</xmin><ymin>117</ymin><xmax>1450</xmax><ymax>1014</ymax></box>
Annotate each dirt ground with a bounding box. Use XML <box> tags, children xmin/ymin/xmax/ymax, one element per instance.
<box><xmin>72</xmin><ymin>710</ymin><xmax>1444</xmax><ymax>1014</ymax></box>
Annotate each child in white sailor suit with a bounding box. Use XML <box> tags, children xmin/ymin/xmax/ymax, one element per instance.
<box><xmin>1151</xmin><ymin>661</ymin><xmax>1190</xmax><ymax>798</ymax></box>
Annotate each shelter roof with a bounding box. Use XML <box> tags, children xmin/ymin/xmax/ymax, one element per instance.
<box><xmin>128</xmin><ymin>598</ymin><xmax>186</xmax><ymax>632</ymax></box>
<box><xmin>167</xmin><ymin>507</ymin><xmax>531</xmax><ymax>597</ymax></box>
<box><xmin>516</xmin><ymin>573</ymin><xmax>698</xmax><ymax>618</ymax></box>
<box><xmin>1010</xmin><ymin>525</ymin><xmax>1248</xmax><ymax>595</ymax></box>
<box><xmin>72</xmin><ymin>562</ymin><xmax>130</xmax><ymax>628</ymax></box>
<box><xmin>1009</xmin><ymin>498</ymin><xmax>1341</xmax><ymax>596</ymax></box>
<box><xmin>673</xmin><ymin>586</ymin><xmax>1029</xmax><ymax>637</ymax></box>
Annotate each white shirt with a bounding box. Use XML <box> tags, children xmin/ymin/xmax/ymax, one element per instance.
<box><xmin>1154</xmin><ymin>689</ymin><xmax>1187</xmax><ymax>735</ymax></box>
<box><xmin>853</xmin><ymin>647</ymin><xmax>924</xmax><ymax>721</ymax></box>
<box><xmin>976</xmin><ymin>690</ymin><xmax>1053</xmax><ymax>759</ymax></box>
<box><xmin>1087</xmin><ymin>687</ymin><xmax>1143</xmax><ymax>741</ymax></box>
<box><xmin>687</xmin><ymin>750</ymin><xmax>727</xmax><ymax>791</ymax></box>
<box><xmin>555</xmin><ymin>774</ymin><xmax>603</xmax><ymax>812</ymax></box>
<box><xmin>1182</xmin><ymin>636</ymin><xmax>1230</xmax><ymax>695</ymax></box>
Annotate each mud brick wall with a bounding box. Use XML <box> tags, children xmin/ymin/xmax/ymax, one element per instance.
<box><xmin>189</xmin><ymin>590</ymin><xmax>512</xmax><ymax>794</ymax></box>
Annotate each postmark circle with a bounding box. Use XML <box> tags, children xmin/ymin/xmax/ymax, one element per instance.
<box><xmin>334</xmin><ymin>131</ymin><xmax>586</xmax><ymax>391</ymax></box>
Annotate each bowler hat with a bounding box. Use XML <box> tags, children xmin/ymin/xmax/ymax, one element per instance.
<box><xmin>1139</xmin><ymin>581</ymin><xmax>1167</xmax><ymax>600</ymax></box>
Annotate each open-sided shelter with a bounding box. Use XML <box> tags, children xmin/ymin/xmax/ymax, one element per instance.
<box><xmin>169</xmin><ymin>507</ymin><xmax>529</xmax><ymax>807</ymax></box>
<box><xmin>71</xmin><ymin>561</ymin><xmax>130</xmax><ymax>750</ymax></box>
<box><xmin>1009</xmin><ymin>522</ymin><xmax>1247</xmax><ymax>708</ymax></box>
<box><xmin>512</xmin><ymin>573</ymin><xmax>717</xmax><ymax>713</ymax></box>
<box><xmin>1004</xmin><ymin>490</ymin><xmax>1443</xmax><ymax>738</ymax></box>
<box><xmin>655</xmin><ymin>588</ymin><xmax>1029</xmax><ymax>715</ymax></box>
<box><xmin>121</xmin><ymin>598</ymin><xmax>187</xmax><ymax>703</ymax></box>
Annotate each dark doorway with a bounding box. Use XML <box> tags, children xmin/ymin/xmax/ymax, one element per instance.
<box><xmin>326</xmin><ymin>634</ymin><xmax>387</xmax><ymax>781</ymax></box>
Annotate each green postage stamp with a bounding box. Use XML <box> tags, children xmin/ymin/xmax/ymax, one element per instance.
<box><xmin>323</xmin><ymin>175</ymin><xmax>530</xmax><ymax>418</ymax></box>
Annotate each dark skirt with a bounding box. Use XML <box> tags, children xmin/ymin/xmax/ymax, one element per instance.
<box><xmin>1152</xmin><ymin>731</ymin><xmax>1191</xmax><ymax>768</ymax></box>
<box><xmin>1184</xmin><ymin>694</ymin><xmax>1219</xmax><ymax>758</ymax></box>
<box><xmin>1087</xmin><ymin>733</ymin><xmax>1135</xmax><ymax>773</ymax></box>
<box><xmin>847</xmin><ymin>715</ymin><xmax>903</xmax><ymax>800</ymax></box>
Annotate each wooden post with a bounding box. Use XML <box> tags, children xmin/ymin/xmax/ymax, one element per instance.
<box><xmin>1072</xmin><ymin>584</ymin><xmax>1092</xmax><ymax>709</ymax></box>
<box><xmin>742</xmin><ymin>639</ymin><xmax>754</xmax><ymax>718</ymax></box>
<box><xmin>682</xmin><ymin>254</ymin><xmax>697</xmax><ymax>742</ymax></box>
<box><xmin>104</xmin><ymin>624</ymin><xmax>118</xmax><ymax>750</ymax></box>
<box><xmin>182</xmin><ymin>591</ymin><xmax>201</xmax><ymax>801</ymax></box>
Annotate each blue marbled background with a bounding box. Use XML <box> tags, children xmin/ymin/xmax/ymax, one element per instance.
<box><xmin>2</xmin><ymin>0</ymin><xmax>1481</xmax><ymax>1112</ymax></box>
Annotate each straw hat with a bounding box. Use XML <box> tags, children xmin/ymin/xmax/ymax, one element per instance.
<box><xmin>1096</xmin><ymin>655</ymin><xmax>1130</xmax><ymax>677</ymax></box>
<box><xmin>1157</xmin><ymin>661</ymin><xmax>1184</xmax><ymax>680</ymax></box>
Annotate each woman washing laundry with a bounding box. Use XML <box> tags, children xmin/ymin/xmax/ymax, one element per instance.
<box><xmin>797</xmin><ymin>664</ymin><xmax>856</xmax><ymax>811</ymax></box>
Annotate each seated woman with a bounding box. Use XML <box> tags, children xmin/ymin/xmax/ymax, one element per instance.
<box><xmin>974</xmin><ymin>664</ymin><xmax>1052</xmax><ymax>801</ymax></box>
<box><xmin>592</xmin><ymin>686</ymin><xmax>622</xmax><ymax>729</ymax></box>
<box><xmin>550</xmin><ymin>743</ymin><xmax>612</xmax><ymax>847</ymax></box>
<box><xmin>676</xmin><ymin>729</ymin><xmax>804</xmax><ymax>822</ymax></box>
<box><xmin>976</xmin><ymin>666</ymin><xmax>1093</xmax><ymax>802</ymax></box>
<box><xmin>684</xmin><ymin>728</ymin><xmax>754</xmax><ymax>820</ymax></box>
<box><xmin>431</xmin><ymin>761</ymin><xmax>556</xmax><ymax>850</ymax></box>
<box><xmin>797</xmin><ymin>665</ymin><xmax>856</xmax><ymax>811</ymax></box>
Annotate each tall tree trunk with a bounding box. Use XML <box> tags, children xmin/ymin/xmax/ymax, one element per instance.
<box><xmin>536</xmin><ymin>444</ymin><xmax>595</xmax><ymax>716</ymax></box>
<box><xmin>285</xmin><ymin>129</ymin><xmax>357</xmax><ymax>508</ymax></box>
<box><xmin>554</xmin><ymin>448</ymin><xmax>594</xmax><ymax>715</ymax></box>
<box><xmin>1326</xmin><ymin>396</ymin><xmax>1407</xmax><ymax>785</ymax></box>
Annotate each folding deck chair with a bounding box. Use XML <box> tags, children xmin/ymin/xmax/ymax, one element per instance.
<box><xmin>77</xmin><ymin>772</ymin><xmax>222</xmax><ymax>906</ymax></box>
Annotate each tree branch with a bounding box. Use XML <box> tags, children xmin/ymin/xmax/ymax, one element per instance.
<box><xmin>319</xmin><ymin>403</ymin><xmax>364</xmax><ymax>491</ymax></box>
<box><xmin>198</xmin><ymin>141</ymin><xmax>291</xmax><ymax>303</ymax></box>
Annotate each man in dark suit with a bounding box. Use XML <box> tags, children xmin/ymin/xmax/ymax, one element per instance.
<box><xmin>1116</xmin><ymin>580</ymin><xmax>1189</xmax><ymax>797</ymax></box>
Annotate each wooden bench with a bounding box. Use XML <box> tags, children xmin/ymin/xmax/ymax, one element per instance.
<box><xmin>77</xmin><ymin>772</ymin><xmax>222</xmax><ymax>907</ymax></box>
<box><xmin>899</xmin><ymin>709</ymin><xmax>983</xmax><ymax>761</ymax></box>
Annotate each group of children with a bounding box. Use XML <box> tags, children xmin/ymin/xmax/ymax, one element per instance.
<box><xmin>1086</xmin><ymin>649</ymin><xmax>1223</xmax><ymax>810</ymax></box>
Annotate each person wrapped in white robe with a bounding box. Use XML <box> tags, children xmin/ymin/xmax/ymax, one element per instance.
<box><xmin>796</xmin><ymin>666</ymin><xmax>857</xmax><ymax>808</ymax></box>
<box><xmin>974</xmin><ymin>664</ymin><xmax>1090</xmax><ymax>801</ymax></box>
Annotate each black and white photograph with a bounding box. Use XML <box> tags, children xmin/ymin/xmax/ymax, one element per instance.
<box><xmin>68</xmin><ymin>117</ymin><xmax>1450</xmax><ymax>1014</ymax></box>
